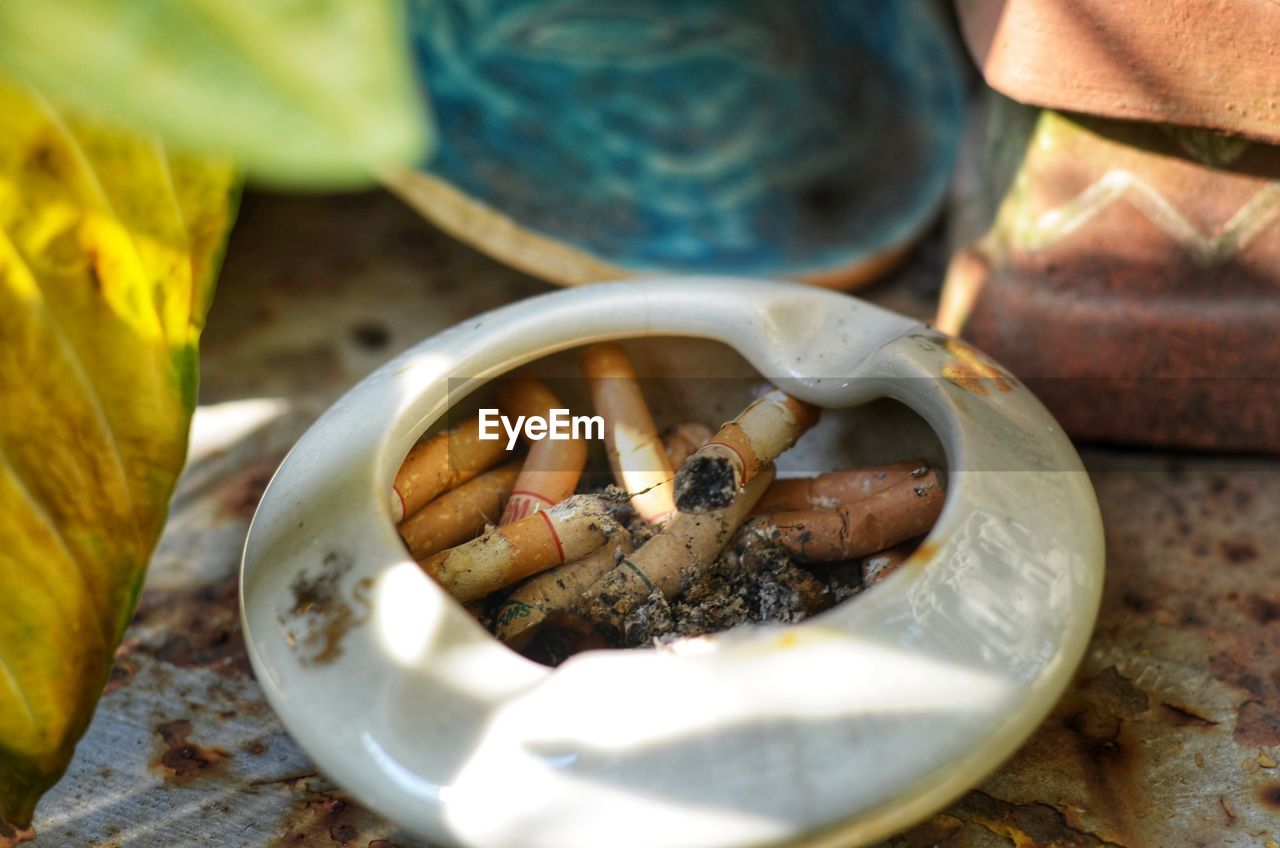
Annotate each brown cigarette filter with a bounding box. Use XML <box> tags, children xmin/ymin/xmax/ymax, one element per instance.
<box><xmin>419</xmin><ymin>495</ymin><xmax>619</xmax><ymax>604</ymax></box>
<box><xmin>578</xmin><ymin>465</ymin><xmax>776</xmax><ymax>636</ymax></box>
<box><xmin>496</xmin><ymin>375</ymin><xmax>589</xmax><ymax>524</ymax></box>
<box><xmin>863</xmin><ymin>544</ymin><xmax>913</xmax><ymax>587</ymax></box>
<box><xmin>663</xmin><ymin>422</ymin><xmax>712</xmax><ymax>469</ymax></box>
<box><xmin>673</xmin><ymin>390</ymin><xmax>820</xmax><ymax>513</ymax></box>
<box><xmin>494</xmin><ymin>533</ymin><xmax>634</xmax><ymax>649</ymax></box>
<box><xmin>397</xmin><ymin>461</ymin><xmax>522</xmax><ymax>560</ymax></box>
<box><xmin>750</xmin><ymin>460</ymin><xmax>928</xmax><ymax>515</ymax></box>
<box><xmin>581</xmin><ymin>343</ymin><xmax>676</xmax><ymax>524</ymax></box>
<box><xmin>392</xmin><ymin>415</ymin><xmax>509</xmax><ymax>522</ymax></box>
<box><xmin>754</xmin><ymin>468</ymin><xmax>944</xmax><ymax>562</ymax></box>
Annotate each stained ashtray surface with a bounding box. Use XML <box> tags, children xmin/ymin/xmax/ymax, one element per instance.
<box><xmin>241</xmin><ymin>278</ymin><xmax>1104</xmax><ymax>848</ymax></box>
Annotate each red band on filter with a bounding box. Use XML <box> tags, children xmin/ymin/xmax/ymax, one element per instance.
<box><xmin>509</xmin><ymin>491</ymin><xmax>555</xmax><ymax>507</ymax></box>
<box><xmin>393</xmin><ymin>486</ymin><xmax>407</xmax><ymax>522</ymax></box>
<box><xmin>705</xmin><ymin>438</ymin><xmax>752</xmax><ymax>484</ymax></box>
<box><xmin>538</xmin><ymin>510</ymin><xmax>566</xmax><ymax>563</ymax></box>
<box><xmin>502</xmin><ymin>491</ymin><xmax>555</xmax><ymax>524</ymax></box>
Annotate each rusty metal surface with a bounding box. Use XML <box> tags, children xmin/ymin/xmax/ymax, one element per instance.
<box><xmin>19</xmin><ymin>191</ymin><xmax>1280</xmax><ymax>847</ymax></box>
<box><xmin>890</xmin><ymin>454</ymin><xmax>1280</xmax><ymax>847</ymax></box>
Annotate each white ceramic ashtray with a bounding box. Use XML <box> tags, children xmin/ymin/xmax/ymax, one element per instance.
<box><xmin>241</xmin><ymin>277</ymin><xmax>1104</xmax><ymax>848</ymax></box>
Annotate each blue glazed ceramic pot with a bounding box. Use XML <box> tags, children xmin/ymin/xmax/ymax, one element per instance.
<box><xmin>389</xmin><ymin>0</ymin><xmax>966</xmax><ymax>289</ymax></box>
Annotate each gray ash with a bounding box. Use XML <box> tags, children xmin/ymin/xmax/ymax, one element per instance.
<box><xmin>618</xmin><ymin>535</ymin><xmax>838</xmax><ymax>647</ymax></box>
<box><xmin>511</xmin><ymin>532</ymin><xmax>923</xmax><ymax>663</ymax></box>
<box><xmin>504</xmin><ymin>477</ymin><xmax>925</xmax><ymax>664</ymax></box>
<box><xmin>673</xmin><ymin>454</ymin><xmax>737</xmax><ymax>512</ymax></box>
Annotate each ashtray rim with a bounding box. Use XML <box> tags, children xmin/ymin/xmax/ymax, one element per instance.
<box><xmin>241</xmin><ymin>277</ymin><xmax>1104</xmax><ymax>848</ymax></box>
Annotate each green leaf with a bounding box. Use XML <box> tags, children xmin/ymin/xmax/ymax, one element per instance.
<box><xmin>0</xmin><ymin>0</ymin><xmax>430</xmax><ymax>188</ymax></box>
<box><xmin>0</xmin><ymin>79</ymin><xmax>239</xmax><ymax>827</ymax></box>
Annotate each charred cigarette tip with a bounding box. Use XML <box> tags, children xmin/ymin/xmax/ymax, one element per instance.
<box><xmin>578</xmin><ymin>465</ymin><xmax>776</xmax><ymax>639</ymax></box>
<box><xmin>673</xmin><ymin>454</ymin><xmax>738</xmax><ymax>513</ymax></box>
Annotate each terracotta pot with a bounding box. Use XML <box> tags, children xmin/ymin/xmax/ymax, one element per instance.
<box><xmin>955</xmin><ymin>0</ymin><xmax>1280</xmax><ymax>143</ymax></box>
<box><xmin>941</xmin><ymin>94</ymin><xmax>1280</xmax><ymax>452</ymax></box>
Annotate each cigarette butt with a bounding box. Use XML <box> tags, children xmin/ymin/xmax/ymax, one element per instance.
<box><xmin>863</xmin><ymin>544</ymin><xmax>913</xmax><ymax>587</ymax></box>
<box><xmin>419</xmin><ymin>495</ymin><xmax>618</xmax><ymax>603</ymax></box>
<box><xmin>496</xmin><ymin>376</ymin><xmax>589</xmax><ymax>524</ymax></box>
<box><xmin>582</xmin><ymin>344</ymin><xmax>676</xmax><ymax>524</ymax></box>
<box><xmin>392</xmin><ymin>415</ymin><xmax>509</xmax><ymax>522</ymax></box>
<box><xmin>663</xmin><ymin>422</ymin><xmax>713</xmax><ymax>469</ymax></box>
<box><xmin>674</xmin><ymin>390</ymin><xmax>820</xmax><ymax>513</ymax></box>
<box><xmin>750</xmin><ymin>460</ymin><xmax>927</xmax><ymax>515</ymax></box>
<box><xmin>752</xmin><ymin>468</ymin><xmax>944</xmax><ymax>562</ymax></box>
<box><xmin>397</xmin><ymin>461</ymin><xmax>522</xmax><ymax>560</ymax></box>
<box><xmin>578</xmin><ymin>465</ymin><xmax>776</xmax><ymax>636</ymax></box>
<box><xmin>495</xmin><ymin>533</ymin><xmax>635</xmax><ymax>649</ymax></box>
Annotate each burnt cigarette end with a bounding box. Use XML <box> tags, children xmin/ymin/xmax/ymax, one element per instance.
<box><xmin>574</xmin><ymin>565</ymin><xmax>651</xmax><ymax>642</ymax></box>
<box><xmin>674</xmin><ymin>454</ymin><xmax>738</xmax><ymax>513</ymax></box>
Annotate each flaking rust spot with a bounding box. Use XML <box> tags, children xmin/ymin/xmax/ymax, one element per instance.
<box><xmin>906</xmin><ymin>539</ymin><xmax>941</xmax><ymax>567</ymax></box>
<box><xmin>1258</xmin><ymin>783</ymin><xmax>1280</xmax><ymax>809</ymax></box>
<box><xmin>268</xmin><ymin>776</ymin><xmax>405</xmax><ymax>847</ymax></box>
<box><xmin>280</xmin><ymin>552</ymin><xmax>373</xmax><ymax>666</ymax></box>
<box><xmin>143</xmin><ymin>577</ymin><xmax>252</xmax><ymax>676</ymax></box>
<box><xmin>956</xmin><ymin>791</ymin><xmax>1123</xmax><ymax>848</ymax></box>
<box><xmin>152</xmin><ymin>720</ymin><xmax>230</xmax><ymax>782</ymax></box>
<box><xmin>942</xmin><ymin>338</ymin><xmax>1015</xmax><ymax>395</ymax></box>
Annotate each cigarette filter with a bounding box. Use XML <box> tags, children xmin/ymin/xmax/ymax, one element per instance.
<box><xmin>750</xmin><ymin>460</ymin><xmax>927</xmax><ymax>515</ymax></box>
<box><xmin>398</xmin><ymin>461</ymin><xmax>522</xmax><ymax>560</ymax></box>
<box><xmin>863</xmin><ymin>544</ymin><xmax>912</xmax><ymax>587</ymax></box>
<box><xmin>754</xmin><ymin>468</ymin><xmax>944</xmax><ymax>562</ymax></box>
<box><xmin>392</xmin><ymin>415</ymin><xmax>508</xmax><ymax>521</ymax></box>
<box><xmin>673</xmin><ymin>390</ymin><xmax>819</xmax><ymax>512</ymax></box>
<box><xmin>419</xmin><ymin>495</ymin><xmax>618</xmax><ymax>603</ymax></box>
<box><xmin>497</xmin><ymin>375</ymin><xmax>589</xmax><ymax>524</ymax></box>
<box><xmin>582</xmin><ymin>344</ymin><xmax>676</xmax><ymax>523</ymax></box>
<box><xmin>495</xmin><ymin>533</ymin><xmax>634</xmax><ymax>649</ymax></box>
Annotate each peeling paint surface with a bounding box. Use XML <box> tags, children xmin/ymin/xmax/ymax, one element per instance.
<box><xmin>22</xmin><ymin>193</ymin><xmax>1280</xmax><ymax>847</ymax></box>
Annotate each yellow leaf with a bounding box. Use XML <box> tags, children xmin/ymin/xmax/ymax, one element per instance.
<box><xmin>0</xmin><ymin>79</ymin><xmax>238</xmax><ymax>826</ymax></box>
